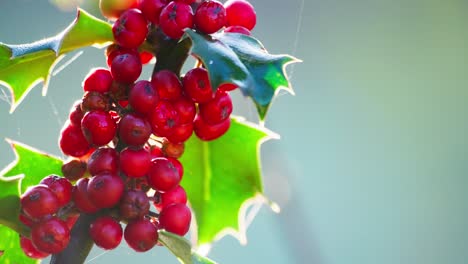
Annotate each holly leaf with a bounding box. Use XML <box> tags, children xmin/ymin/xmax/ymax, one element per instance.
<box><xmin>184</xmin><ymin>30</ymin><xmax>300</xmax><ymax>120</ymax></box>
<box><xmin>159</xmin><ymin>231</ymin><xmax>217</xmax><ymax>264</ymax></box>
<box><xmin>0</xmin><ymin>139</ymin><xmax>63</xmax><ymax>263</ymax></box>
<box><xmin>0</xmin><ymin>8</ymin><xmax>113</xmax><ymax>112</ymax></box>
<box><xmin>180</xmin><ymin>117</ymin><xmax>278</xmax><ymax>246</ymax></box>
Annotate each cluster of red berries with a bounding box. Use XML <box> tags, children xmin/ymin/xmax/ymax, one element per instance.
<box><xmin>17</xmin><ymin>0</ymin><xmax>257</xmax><ymax>259</ymax></box>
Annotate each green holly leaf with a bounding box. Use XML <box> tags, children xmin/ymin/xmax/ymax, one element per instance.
<box><xmin>0</xmin><ymin>8</ymin><xmax>113</xmax><ymax>112</ymax></box>
<box><xmin>159</xmin><ymin>231</ymin><xmax>217</xmax><ymax>264</ymax></box>
<box><xmin>0</xmin><ymin>139</ymin><xmax>63</xmax><ymax>263</ymax></box>
<box><xmin>184</xmin><ymin>30</ymin><xmax>300</xmax><ymax>120</ymax></box>
<box><xmin>180</xmin><ymin>117</ymin><xmax>278</xmax><ymax>246</ymax></box>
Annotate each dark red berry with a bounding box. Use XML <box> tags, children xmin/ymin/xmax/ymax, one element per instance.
<box><xmin>59</xmin><ymin>122</ymin><xmax>91</xmax><ymax>157</ymax></box>
<box><xmin>159</xmin><ymin>203</ymin><xmax>191</xmax><ymax>236</ymax></box>
<box><xmin>81</xmin><ymin>91</ymin><xmax>111</xmax><ymax>112</ymax></box>
<box><xmin>31</xmin><ymin>217</ymin><xmax>70</xmax><ymax>254</ymax></box>
<box><xmin>111</xmin><ymin>53</ymin><xmax>142</xmax><ymax>84</ymax></box>
<box><xmin>166</xmin><ymin>122</ymin><xmax>193</xmax><ymax>143</ymax></box>
<box><xmin>175</xmin><ymin>0</ymin><xmax>195</xmax><ymax>4</ymax></box>
<box><xmin>224</xmin><ymin>25</ymin><xmax>251</xmax><ymax>35</ymax></box>
<box><xmin>81</xmin><ymin>110</ymin><xmax>117</xmax><ymax>146</ymax></box>
<box><xmin>69</xmin><ymin>101</ymin><xmax>84</xmax><ymax>126</ymax></box>
<box><xmin>183</xmin><ymin>67</ymin><xmax>213</xmax><ymax>103</ymax></box>
<box><xmin>148</xmin><ymin>145</ymin><xmax>164</xmax><ymax>160</ymax></box>
<box><xmin>147</xmin><ymin>157</ymin><xmax>181</xmax><ymax>192</ymax></box>
<box><xmin>194</xmin><ymin>115</ymin><xmax>230</xmax><ymax>141</ymax></box>
<box><xmin>87</xmin><ymin>147</ymin><xmax>119</xmax><ymax>176</ymax></box>
<box><xmin>90</xmin><ymin>216</ymin><xmax>123</xmax><ymax>250</ymax></box>
<box><xmin>19</xmin><ymin>213</ymin><xmax>35</xmax><ymax>227</ymax></box>
<box><xmin>61</xmin><ymin>159</ymin><xmax>87</xmax><ymax>182</ymax></box>
<box><xmin>149</xmin><ymin>101</ymin><xmax>180</xmax><ymax>137</ymax></box>
<box><xmin>118</xmin><ymin>113</ymin><xmax>152</xmax><ymax>146</ymax></box>
<box><xmin>224</xmin><ymin>0</ymin><xmax>256</xmax><ymax>30</ymax></box>
<box><xmin>87</xmin><ymin>172</ymin><xmax>125</xmax><ymax>209</ymax></box>
<box><xmin>167</xmin><ymin>157</ymin><xmax>184</xmax><ymax>180</ymax></box>
<box><xmin>173</xmin><ymin>96</ymin><xmax>196</xmax><ymax>124</ymax></box>
<box><xmin>83</xmin><ymin>68</ymin><xmax>113</xmax><ymax>93</ymax></box>
<box><xmin>159</xmin><ymin>2</ymin><xmax>194</xmax><ymax>39</ymax></box>
<box><xmin>138</xmin><ymin>0</ymin><xmax>168</xmax><ymax>24</ymax></box>
<box><xmin>195</xmin><ymin>0</ymin><xmax>226</xmax><ymax>34</ymax></box>
<box><xmin>119</xmin><ymin>190</ymin><xmax>150</xmax><ymax>220</ymax></box>
<box><xmin>73</xmin><ymin>178</ymin><xmax>99</xmax><ymax>214</ymax></box>
<box><xmin>112</xmin><ymin>9</ymin><xmax>148</xmax><ymax>49</ymax></box>
<box><xmin>154</xmin><ymin>185</ymin><xmax>187</xmax><ymax>211</ymax></box>
<box><xmin>40</xmin><ymin>175</ymin><xmax>73</xmax><ymax>208</ymax></box>
<box><xmin>199</xmin><ymin>91</ymin><xmax>233</xmax><ymax>124</ymax></box>
<box><xmin>106</xmin><ymin>44</ymin><xmax>139</xmax><ymax>67</ymax></box>
<box><xmin>20</xmin><ymin>185</ymin><xmax>59</xmax><ymax>220</ymax></box>
<box><xmin>124</xmin><ymin>218</ymin><xmax>158</xmax><ymax>252</ymax></box>
<box><xmin>120</xmin><ymin>147</ymin><xmax>151</xmax><ymax>178</ymax></box>
<box><xmin>162</xmin><ymin>141</ymin><xmax>185</xmax><ymax>158</ymax></box>
<box><xmin>20</xmin><ymin>236</ymin><xmax>49</xmax><ymax>259</ymax></box>
<box><xmin>151</xmin><ymin>70</ymin><xmax>182</xmax><ymax>101</ymax></box>
<box><xmin>129</xmin><ymin>81</ymin><xmax>159</xmax><ymax>115</ymax></box>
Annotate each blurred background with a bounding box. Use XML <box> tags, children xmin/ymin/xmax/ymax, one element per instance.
<box><xmin>1</xmin><ymin>0</ymin><xmax>468</xmax><ymax>263</ymax></box>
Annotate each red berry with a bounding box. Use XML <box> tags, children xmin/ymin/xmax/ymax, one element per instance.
<box><xmin>224</xmin><ymin>25</ymin><xmax>251</xmax><ymax>35</ymax></box>
<box><xmin>224</xmin><ymin>0</ymin><xmax>256</xmax><ymax>30</ymax></box>
<box><xmin>61</xmin><ymin>159</ymin><xmax>87</xmax><ymax>181</ymax></box>
<box><xmin>183</xmin><ymin>67</ymin><xmax>213</xmax><ymax>103</ymax></box>
<box><xmin>166</xmin><ymin>122</ymin><xmax>193</xmax><ymax>143</ymax></box>
<box><xmin>151</xmin><ymin>70</ymin><xmax>182</xmax><ymax>101</ymax></box>
<box><xmin>83</xmin><ymin>68</ymin><xmax>113</xmax><ymax>93</ymax></box>
<box><xmin>173</xmin><ymin>96</ymin><xmax>196</xmax><ymax>124</ymax></box>
<box><xmin>217</xmin><ymin>82</ymin><xmax>238</xmax><ymax>92</ymax></box>
<box><xmin>40</xmin><ymin>175</ymin><xmax>73</xmax><ymax>208</ymax></box>
<box><xmin>148</xmin><ymin>145</ymin><xmax>164</xmax><ymax>160</ymax></box>
<box><xmin>159</xmin><ymin>2</ymin><xmax>194</xmax><ymax>39</ymax></box>
<box><xmin>19</xmin><ymin>213</ymin><xmax>35</xmax><ymax>227</ymax></box>
<box><xmin>69</xmin><ymin>101</ymin><xmax>84</xmax><ymax>126</ymax></box>
<box><xmin>129</xmin><ymin>81</ymin><xmax>159</xmax><ymax>115</ymax></box>
<box><xmin>87</xmin><ymin>147</ymin><xmax>119</xmax><ymax>176</ymax></box>
<box><xmin>124</xmin><ymin>218</ymin><xmax>158</xmax><ymax>252</ymax></box>
<box><xmin>112</xmin><ymin>9</ymin><xmax>148</xmax><ymax>49</ymax></box>
<box><xmin>119</xmin><ymin>190</ymin><xmax>150</xmax><ymax>220</ymax></box>
<box><xmin>175</xmin><ymin>0</ymin><xmax>195</xmax><ymax>4</ymax></box>
<box><xmin>109</xmin><ymin>80</ymin><xmax>130</xmax><ymax>100</ymax></box>
<box><xmin>59</xmin><ymin>122</ymin><xmax>91</xmax><ymax>157</ymax></box>
<box><xmin>195</xmin><ymin>0</ymin><xmax>226</xmax><ymax>34</ymax></box>
<box><xmin>81</xmin><ymin>110</ymin><xmax>117</xmax><ymax>146</ymax></box>
<box><xmin>154</xmin><ymin>185</ymin><xmax>187</xmax><ymax>211</ymax></box>
<box><xmin>139</xmin><ymin>51</ymin><xmax>154</xmax><ymax>64</ymax></box>
<box><xmin>120</xmin><ymin>147</ymin><xmax>151</xmax><ymax>178</ymax></box>
<box><xmin>100</xmin><ymin>0</ymin><xmax>138</xmax><ymax>20</ymax></box>
<box><xmin>118</xmin><ymin>113</ymin><xmax>152</xmax><ymax>146</ymax></box>
<box><xmin>73</xmin><ymin>178</ymin><xmax>99</xmax><ymax>214</ymax></box>
<box><xmin>65</xmin><ymin>213</ymin><xmax>80</xmax><ymax>230</ymax></box>
<box><xmin>20</xmin><ymin>185</ymin><xmax>59</xmax><ymax>220</ymax></box>
<box><xmin>90</xmin><ymin>216</ymin><xmax>123</xmax><ymax>250</ymax></box>
<box><xmin>167</xmin><ymin>157</ymin><xmax>184</xmax><ymax>180</ymax></box>
<box><xmin>162</xmin><ymin>141</ymin><xmax>185</xmax><ymax>158</ymax></box>
<box><xmin>31</xmin><ymin>217</ymin><xmax>70</xmax><ymax>254</ymax></box>
<box><xmin>111</xmin><ymin>53</ymin><xmax>142</xmax><ymax>84</ymax></box>
<box><xmin>20</xmin><ymin>236</ymin><xmax>49</xmax><ymax>259</ymax></box>
<box><xmin>106</xmin><ymin>44</ymin><xmax>139</xmax><ymax>67</ymax></box>
<box><xmin>199</xmin><ymin>91</ymin><xmax>233</xmax><ymax>124</ymax></box>
<box><xmin>137</xmin><ymin>0</ymin><xmax>169</xmax><ymax>24</ymax></box>
<box><xmin>87</xmin><ymin>172</ymin><xmax>125</xmax><ymax>209</ymax></box>
<box><xmin>81</xmin><ymin>91</ymin><xmax>111</xmax><ymax>112</ymax></box>
<box><xmin>147</xmin><ymin>157</ymin><xmax>181</xmax><ymax>192</ymax></box>
<box><xmin>149</xmin><ymin>101</ymin><xmax>180</xmax><ymax>137</ymax></box>
<box><xmin>194</xmin><ymin>115</ymin><xmax>230</xmax><ymax>141</ymax></box>
<box><xmin>159</xmin><ymin>203</ymin><xmax>191</xmax><ymax>236</ymax></box>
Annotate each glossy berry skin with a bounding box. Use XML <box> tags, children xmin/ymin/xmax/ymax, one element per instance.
<box><xmin>150</xmin><ymin>101</ymin><xmax>180</xmax><ymax>137</ymax></box>
<box><xmin>124</xmin><ymin>218</ymin><xmax>158</xmax><ymax>252</ymax></box>
<box><xmin>151</xmin><ymin>70</ymin><xmax>182</xmax><ymax>101</ymax></box>
<box><xmin>87</xmin><ymin>172</ymin><xmax>125</xmax><ymax>209</ymax></box>
<box><xmin>159</xmin><ymin>203</ymin><xmax>191</xmax><ymax>236</ymax></box>
<box><xmin>31</xmin><ymin>217</ymin><xmax>70</xmax><ymax>254</ymax></box>
<box><xmin>129</xmin><ymin>80</ymin><xmax>159</xmax><ymax>115</ymax></box>
<box><xmin>194</xmin><ymin>115</ymin><xmax>231</xmax><ymax>141</ymax></box>
<box><xmin>175</xmin><ymin>0</ymin><xmax>195</xmax><ymax>4</ymax></box>
<box><xmin>224</xmin><ymin>25</ymin><xmax>251</xmax><ymax>35</ymax></box>
<box><xmin>61</xmin><ymin>159</ymin><xmax>87</xmax><ymax>182</ymax></box>
<box><xmin>148</xmin><ymin>145</ymin><xmax>164</xmax><ymax>160</ymax></box>
<box><xmin>199</xmin><ymin>91</ymin><xmax>233</xmax><ymax>124</ymax></box>
<box><xmin>173</xmin><ymin>97</ymin><xmax>196</xmax><ymax>124</ymax></box>
<box><xmin>83</xmin><ymin>68</ymin><xmax>113</xmax><ymax>93</ymax></box>
<box><xmin>137</xmin><ymin>0</ymin><xmax>168</xmax><ymax>24</ymax></box>
<box><xmin>167</xmin><ymin>157</ymin><xmax>184</xmax><ymax>180</ymax></box>
<box><xmin>194</xmin><ymin>0</ymin><xmax>227</xmax><ymax>34</ymax></box>
<box><xmin>182</xmin><ymin>67</ymin><xmax>213</xmax><ymax>103</ymax></box>
<box><xmin>89</xmin><ymin>216</ymin><xmax>123</xmax><ymax>250</ymax></box>
<box><xmin>69</xmin><ymin>101</ymin><xmax>84</xmax><ymax>126</ymax></box>
<box><xmin>166</xmin><ymin>122</ymin><xmax>193</xmax><ymax>143</ymax></box>
<box><xmin>59</xmin><ymin>122</ymin><xmax>91</xmax><ymax>157</ymax></box>
<box><xmin>20</xmin><ymin>236</ymin><xmax>49</xmax><ymax>259</ymax></box>
<box><xmin>111</xmin><ymin>53</ymin><xmax>142</xmax><ymax>84</ymax></box>
<box><xmin>218</xmin><ymin>82</ymin><xmax>238</xmax><ymax>92</ymax></box>
<box><xmin>81</xmin><ymin>110</ymin><xmax>117</xmax><ymax>146</ymax></box>
<box><xmin>119</xmin><ymin>190</ymin><xmax>150</xmax><ymax>220</ymax></box>
<box><xmin>87</xmin><ymin>147</ymin><xmax>119</xmax><ymax>176</ymax></box>
<box><xmin>147</xmin><ymin>157</ymin><xmax>181</xmax><ymax>192</ymax></box>
<box><xmin>159</xmin><ymin>2</ymin><xmax>194</xmax><ymax>39</ymax></box>
<box><xmin>21</xmin><ymin>185</ymin><xmax>59</xmax><ymax>220</ymax></box>
<box><xmin>106</xmin><ymin>44</ymin><xmax>139</xmax><ymax>67</ymax></box>
<box><xmin>73</xmin><ymin>178</ymin><xmax>99</xmax><ymax>214</ymax></box>
<box><xmin>100</xmin><ymin>0</ymin><xmax>138</xmax><ymax>20</ymax></box>
<box><xmin>40</xmin><ymin>175</ymin><xmax>73</xmax><ymax>208</ymax></box>
<box><xmin>154</xmin><ymin>185</ymin><xmax>187</xmax><ymax>211</ymax></box>
<box><xmin>120</xmin><ymin>147</ymin><xmax>151</xmax><ymax>178</ymax></box>
<box><xmin>224</xmin><ymin>0</ymin><xmax>256</xmax><ymax>30</ymax></box>
<box><xmin>112</xmin><ymin>9</ymin><xmax>148</xmax><ymax>49</ymax></box>
<box><xmin>118</xmin><ymin>113</ymin><xmax>152</xmax><ymax>146</ymax></box>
